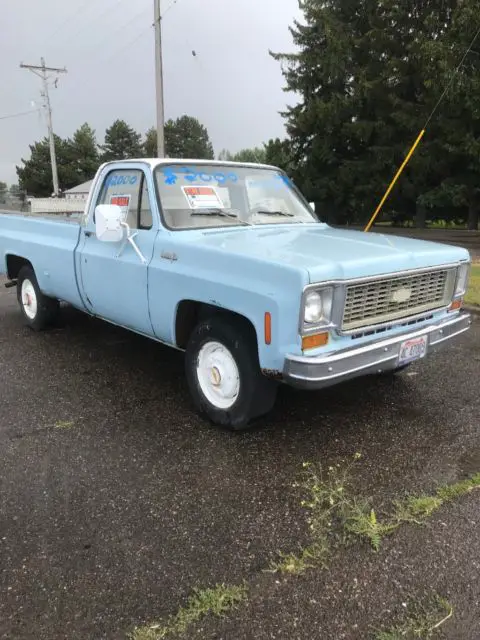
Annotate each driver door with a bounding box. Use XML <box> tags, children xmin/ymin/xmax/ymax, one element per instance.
<box><xmin>78</xmin><ymin>166</ymin><xmax>157</xmax><ymax>336</ymax></box>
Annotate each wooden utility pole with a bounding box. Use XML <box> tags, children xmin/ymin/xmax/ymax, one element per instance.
<box><xmin>154</xmin><ymin>0</ymin><xmax>165</xmax><ymax>157</ymax></box>
<box><xmin>20</xmin><ymin>58</ymin><xmax>67</xmax><ymax>196</ymax></box>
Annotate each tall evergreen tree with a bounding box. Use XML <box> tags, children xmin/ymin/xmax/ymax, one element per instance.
<box><xmin>272</xmin><ymin>0</ymin><xmax>480</xmax><ymax>228</ymax></box>
<box><xmin>217</xmin><ymin>147</ymin><xmax>267</xmax><ymax>163</ymax></box>
<box><xmin>69</xmin><ymin>123</ymin><xmax>99</xmax><ymax>183</ymax></box>
<box><xmin>16</xmin><ymin>136</ymin><xmax>79</xmax><ymax>196</ymax></box>
<box><xmin>164</xmin><ymin>116</ymin><xmax>214</xmax><ymax>159</ymax></box>
<box><xmin>144</xmin><ymin>118</ymin><xmax>214</xmax><ymax>159</ymax></box>
<box><xmin>144</xmin><ymin>127</ymin><xmax>158</xmax><ymax>157</ymax></box>
<box><xmin>271</xmin><ymin>0</ymin><xmax>375</xmax><ymax>223</ymax></box>
<box><xmin>415</xmin><ymin>0</ymin><xmax>480</xmax><ymax>229</ymax></box>
<box><xmin>100</xmin><ymin>119</ymin><xmax>143</xmax><ymax>162</ymax></box>
<box><xmin>264</xmin><ymin>138</ymin><xmax>294</xmax><ymax>173</ymax></box>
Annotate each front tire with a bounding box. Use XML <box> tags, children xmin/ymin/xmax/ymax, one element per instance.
<box><xmin>16</xmin><ymin>266</ymin><xmax>59</xmax><ymax>331</ymax></box>
<box><xmin>185</xmin><ymin>316</ymin><xmax>277</xmax><ymax>430</ymax></box>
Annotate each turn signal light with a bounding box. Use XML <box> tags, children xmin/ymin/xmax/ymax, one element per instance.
<box><xmin>449</xmin><ymin>299</ymin><xmax>463</xmax><ymax>312</ymax></box>
<box><xmin>302</xmin><ymin>332</ymin><xmax>329</xmax><ymax>351</ymax></box>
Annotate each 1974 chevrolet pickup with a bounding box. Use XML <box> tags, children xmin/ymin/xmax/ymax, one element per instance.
<box><xmin>0</xmin><ymin>159</ymin><xmax>472</xmax><ymax>429</ymax></box>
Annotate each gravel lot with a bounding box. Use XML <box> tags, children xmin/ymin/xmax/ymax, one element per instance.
<box><xmin>0</xmin><ymin>278</ymin><xmax>479</xmax><ymax>640</ymax></box>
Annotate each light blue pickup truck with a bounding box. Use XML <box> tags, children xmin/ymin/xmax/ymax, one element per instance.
<box><xmin>0</xmin><ymin>159</ymin><xmax>472</xmax><ymax>429</ymax></box>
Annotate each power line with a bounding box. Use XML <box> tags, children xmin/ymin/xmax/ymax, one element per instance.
<box><xmin>83</xmin><ymin>5</ymin><xmax>152</xmax><ymax>63</ymax></box>
<box><xmin>0</xmin><ymin>108</ymin><xmax>41</xmax><ymax>121</ymax></box>
<box><xmin>99</xmin><ymin>24</ymin><xmax>153</xmax><ymax>65</ymax></box>
<box><xmin>59</xmin><ymin>0</ymin><xmax>126</xmax><ymax>49</ymax></box>
<box><xmin>20</xmin><ymin>0</ymin><xmax>100</xmax><ymax>62</ymax></box>
<box><xmin>93</xmin><ymin>0</ymin><xmax>181</xmax><ymax>67</ymax></box>
<box><xmin>83</xmin><ymin>0</ymin><xmax>183</xmax><ymax>68</ymax></box>
<box><xmin>162</xmin><ymin>0</ymin><xmax>180</xmax><ymax>19</ymax></box>
<box><xmin>423</xmin><ymin>24</ymin><xmax>480</xmax><ymax>128</ymax></box>
<box><xmin>42</xmin><ymin>0</ymin><xmax>100</xmax><ymax>43</ymax></box>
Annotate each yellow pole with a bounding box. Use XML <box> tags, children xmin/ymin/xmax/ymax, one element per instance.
<box><xmin>364</xmin><ymin>129</ymin><xmax>426</xmax><ymax>232</ymax></box>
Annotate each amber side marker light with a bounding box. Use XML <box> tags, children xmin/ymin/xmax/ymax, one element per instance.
<box><xmin>264</xmin><ymin>312</ymin><xmax>272</xmax><ymax>345</ymax></box>
<box><xmin>449</xmin><ymin>299</ymin><xmax>463</xmax><ymax>312</ymax></box>
<box><xmin>302</xmin><ymin>332</ymin><xmax>329</xmax><ymax>351</ymax></box>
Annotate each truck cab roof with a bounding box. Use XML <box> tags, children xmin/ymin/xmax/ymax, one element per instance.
<box><xmin>100</xmin><ymin>158</ymin><xmax>279</xmax><ymax>172</ymax></box>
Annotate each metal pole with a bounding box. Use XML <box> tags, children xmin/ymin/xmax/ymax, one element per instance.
<box><xmin>20</xmin><ymin>59</ymin><xmax>67</xmax><ymax>197</ymax></box>
<box><xmin>154</xmin><ymin>0</ymin><xmax>165</xmax><ymax>157</ymax></box>
<box><xmin>364</xmin><ymin>129</ymin><xmax>425</xmax><ymax>232</ymax></box>
<box><xmin>41</xmin><ymin>58</ymin><xmax>60</xmax><ymax>196</ymax></box>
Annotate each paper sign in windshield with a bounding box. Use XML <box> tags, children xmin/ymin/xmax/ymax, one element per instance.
<box><xmin>110</xmin><ymin>194</ymin><xmax>130</xmax><ymax>218</ymax></box>
<box><xmin>182</xmin><ymin>186</ymin><xmax>224</xmax><ymax>209</ymax></box>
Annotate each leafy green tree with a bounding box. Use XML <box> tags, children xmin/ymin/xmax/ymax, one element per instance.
<box><xmin>69</xmin><ymin>123</ymin><xmax>99</xmax><ymax>182</ymax></box>
<box><xmin>16</xmin><ymin>136</ymin><xmax>79</xmax><ymax>197</ymax></box>
<box><xmin>164</xmin><ymin>116</ymin><xmax>214</xmax><ymax>159</ymax></box>
<box><xmin>9</xmin><ymin>184</ymin><xmax>21</xmax><ymax>196</ymax></box>
<box><xmin>100</xmin><ymin>119</ymin><xmax>143</xmax><ymax>162</ymax></box>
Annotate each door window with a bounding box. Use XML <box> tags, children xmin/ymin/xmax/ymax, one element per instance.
<box><xmin>96</xmin><ymin>169</ymin><xmax>153</xmax><ymax>230</ymax></box>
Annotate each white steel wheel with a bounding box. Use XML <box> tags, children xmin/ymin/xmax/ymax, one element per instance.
<box><xmin>17</xmin><ymin>266</ymin><xmax>59</xmax><ymax>331</ymax></box>
<box><xmin>21</xmin><ymin>279</ymin><xmax>38</xmax><ymax>320</ymax></box>
<box><xmin>196</xmin><ymin>341</ymin><xmax>240</xmax><ymax>410</ymax></box>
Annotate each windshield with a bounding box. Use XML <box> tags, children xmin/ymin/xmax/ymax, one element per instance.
<box><xmin>154</xmin><ymin>164</ymin><xmax>317</xmax><ymax>230</ymax></box>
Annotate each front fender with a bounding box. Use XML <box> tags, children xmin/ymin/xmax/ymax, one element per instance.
<box><xmin>148</xmin><ymin>237</ymin><xmax>308</xmax><ymax>371</ymax></box>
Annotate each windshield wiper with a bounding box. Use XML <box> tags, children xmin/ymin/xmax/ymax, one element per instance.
<box><xmin>191</xmin><ymin>208</ymin><xmax>252</xmax><ymax>225</ymax></box>
<box><xmin>253</xmin><ymin>210</ymin><xmax>295</xmax><ymax>217</ymax></box>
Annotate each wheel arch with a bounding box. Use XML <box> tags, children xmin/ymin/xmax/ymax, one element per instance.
<box><xmin>175</xmin><ymin>300</ymin><xmax>260</xmax><ymax>354</ymax></box>
<box><xmin>6</xmin><ymin>255</ymin><xmax>34</xmax><ymax>280</ymax></box>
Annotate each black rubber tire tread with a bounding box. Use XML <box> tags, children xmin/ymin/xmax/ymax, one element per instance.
<box><xmin>16</xmin><ymin>266</ymin><xmax>59</xmax><ymax>331</ymax></box>
<box><xmin>185</xmin><ymin>316</ymin><xmax>277</xmax><ymax>430</ymax></box>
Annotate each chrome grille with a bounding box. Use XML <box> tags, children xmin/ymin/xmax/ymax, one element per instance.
<box><xmin>342</xmin><ymin>269</ymin><xmax>455</xmax><ymax>331</ymax></box>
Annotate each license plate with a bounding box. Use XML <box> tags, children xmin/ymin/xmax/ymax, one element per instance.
<box><xmin>398</xmin><ymin>335</ymin><xmax>428</xmax><ymax>366</ymax></box>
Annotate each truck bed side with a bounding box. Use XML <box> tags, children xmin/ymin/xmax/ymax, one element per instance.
<box><xmin>0</xmin><ymin>213</ymin><xmax>86</xmax><ymax>309</ymax></box>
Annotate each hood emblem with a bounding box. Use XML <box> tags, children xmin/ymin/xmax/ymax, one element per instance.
<box><xmin>391</xmin><ymin>286</ymin><xmax>412</xmax><ymax>304</ymax></box>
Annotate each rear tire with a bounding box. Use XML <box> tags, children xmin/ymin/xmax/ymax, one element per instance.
<box><xmin>185</xmin><ymin>316</ymin><xmax>277</xmax><ymax>430</ymax></box>
<box><xmin>16</xmin><ymin>266</ymin><xmax>59</xmax><ymax>331</ymax></box>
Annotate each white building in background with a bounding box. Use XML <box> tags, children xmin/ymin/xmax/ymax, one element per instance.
<box><xmin>63</xmin><ymin>179</ymin><xmax>93</xmax><ymax>202</ymax></box>
<box><xmin>28</xmin><ymin>179</ymin><xmax>94</xmax><ymax>214</ymax></box>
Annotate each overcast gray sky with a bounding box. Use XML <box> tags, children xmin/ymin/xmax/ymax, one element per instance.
<box><xmin>0</xmin><ymin>0</ymin><xmax>301</xmax><ymax>185</ymax></box>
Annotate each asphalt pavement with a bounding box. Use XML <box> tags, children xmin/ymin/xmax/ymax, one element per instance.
<box><xmin>0</xmin><ymin>279</ymin><xmax>479</xmax><ymax>640</ymax></box>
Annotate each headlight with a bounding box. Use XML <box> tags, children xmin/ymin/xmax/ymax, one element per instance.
<box><xmin>455</xmin><ymin>263</ymin><xmax>470</xmax><ymax>296</ymax></box>
<box><xmin>304</xmin><ymin>291</ymin><xmax>323</xmax><ymax>323</ymax></box>
<box><xmin>303</xmin><ymin>288</ymin><xmax>334</xmax><ymax>326</ymax></box>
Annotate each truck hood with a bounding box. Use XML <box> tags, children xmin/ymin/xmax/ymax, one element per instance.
<box><xmin>197</xmin><ymin>224</ymin><xmax>469</xmax><ymax>282</ymax></box>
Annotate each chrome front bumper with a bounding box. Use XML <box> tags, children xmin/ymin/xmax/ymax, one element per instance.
<box><xmin>283</xmin><ymin>312</ymin><xmax>471</xmax><ymax>390</ymax></box>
